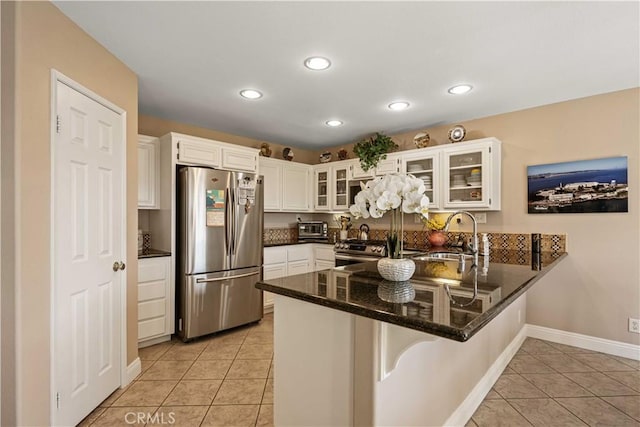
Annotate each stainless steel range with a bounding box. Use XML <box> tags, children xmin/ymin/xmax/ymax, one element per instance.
<box><xmin>334</xmin><ymin>240</ymin><xmax>423</xmax><ymax>266</ymax></box>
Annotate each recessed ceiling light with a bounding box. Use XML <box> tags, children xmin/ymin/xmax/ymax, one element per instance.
<box><xmin>388</xmin><ymin>101</ymin><xmax>410</xmax><ymax>111</ymax></box>
<box><xmin>304</xmin><ymin>56</ymin><xmax>331</xmax><ymax>71</ymax></box>
<box><xmin>239</xmin><ymin>89</ymin><xmax>263</xmax><ymax>99</ymax></box>
<box><xmin>325</xmin><ymin>120</ymin><xmax>343</xmax><ymax>127</ymax></box>
<box><xmin>448</xmin><ymin>84</ymin><xmax>473</xmax><ymax>95</ymax></box>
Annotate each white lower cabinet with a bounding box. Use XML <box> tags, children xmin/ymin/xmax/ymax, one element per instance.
<box><xmin>138</xmin><ymin>256</ymin><xmax>172</xmax><ymax>347</ymax></box>
<box><xmin>263</xmin><ymin>244</ymin><xmax>335</xmax><ymax>312</ymax></box>
<box><xmin>314</xmin><ymin>245</ymin><xmax>335</xmax><ymax>270</ymax></box>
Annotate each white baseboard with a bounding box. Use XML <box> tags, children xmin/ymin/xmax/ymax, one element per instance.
<box><xmin>138</xmin><ymin>334</ymin><xmax>171</xmax><ymax>349</ymax></box>
<box><xmin>125</xmin><ymin>357</ymin><xmax>142</xmax><ymax>385</ymax></box>
<box><xmin>264</xmin><ymin>304</ymin><xmax>274</xmax><ymax>314</ymax></box>
<box><xmin>444</xmin><ymin>325</ymin><xmax>528</xmax><ymax>426</ymax></box>
<box><xmin>525</xmin><ymin>324</ymin><xmax>640</xmax><ymax>361</ymax></box>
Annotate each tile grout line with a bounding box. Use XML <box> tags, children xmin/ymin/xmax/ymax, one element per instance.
<box><xmin>478</xmin><ymin>338</ymin><xmax>640</xmax><ymax>427</ymax></box>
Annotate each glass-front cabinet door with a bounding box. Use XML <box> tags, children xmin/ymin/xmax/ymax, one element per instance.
<box><xmin>402</xmin><ymin>150</ymin><xmax>440</xmax><ymax>209</ymax></box>
<box><xmin>332</xmin><ymin>165</ymin><xmax>349</xmax><ymax>210</ymax></box>
<box><xmin>442</xmin><ymin>138</ymin><xmax>501</xmax><ymax>211</ymax></box>
<box><xmin>314</xmin><ymin>165</ymin><xmax>331</xmax><ymax>211</ymax></box>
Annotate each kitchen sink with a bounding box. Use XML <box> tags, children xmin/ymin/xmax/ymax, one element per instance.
<box><xmin>412</xmin><ymin>252</ymin><xmax>475</xmax><ymax>262</ymax></box>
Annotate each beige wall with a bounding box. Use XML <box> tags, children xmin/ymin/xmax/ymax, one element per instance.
<box><xmin>323</xmin><ymin>89</ymin><xmax>640</xmax><ymax>345</ymax></box>
<box><xmin>9</xmin><ymin>2</ymin><xmax>138</xmax><ymax>425</ymax></box>
<box><xmin>139</xmin><ymin>114</ymin><xmax>318</xmax><ymax>164</ymax></box>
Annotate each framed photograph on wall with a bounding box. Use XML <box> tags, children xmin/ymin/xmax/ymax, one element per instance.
<box><xmin>527</xmin><ymin>156</ymin><xmax>628</xmax><ymax>213</ymax></box>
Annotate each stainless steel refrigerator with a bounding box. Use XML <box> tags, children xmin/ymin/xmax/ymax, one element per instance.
<box><xmin>176</xmin><ymin>166</ymin><xmax>264</xmax><ymax>341</ymax></box>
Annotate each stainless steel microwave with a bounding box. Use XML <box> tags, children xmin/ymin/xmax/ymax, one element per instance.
<box><xmin>298</xmin><ymin>221</ymin><xmax>328</xmax><ymax>240</ymax></box>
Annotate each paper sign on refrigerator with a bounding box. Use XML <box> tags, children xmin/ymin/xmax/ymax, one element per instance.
<box><xmin>206</xmin><ymin>189</ymin><xmax>225</xmax><ymax>227</ymax></box>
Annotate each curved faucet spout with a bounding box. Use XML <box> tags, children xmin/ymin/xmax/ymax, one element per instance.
<box><xmin>443</xmin><ymin>211</ymin><xmax>479</xmax><ymax>267</ymax></box>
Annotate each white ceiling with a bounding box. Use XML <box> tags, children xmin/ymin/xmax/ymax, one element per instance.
<box><xmin>53</xmin><ymin>1</ymin><xmax>639</xmax><ymax>150</ymax></box>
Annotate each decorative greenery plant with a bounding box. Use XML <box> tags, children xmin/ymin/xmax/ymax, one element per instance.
<box><xmin>353</xmin><ymin>132</ymin><xmax>398</xmax><ymax>172</ymax></box>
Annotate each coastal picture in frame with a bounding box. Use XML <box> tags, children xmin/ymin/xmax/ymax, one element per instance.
<box><xmin>527</xmin><ymin>156</ymin><xmax>628</xmax><ymax>214</ymax></box>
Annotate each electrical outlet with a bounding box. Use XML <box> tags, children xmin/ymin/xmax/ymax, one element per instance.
<box><xmin>475</xmin><ymin>212</ymin><xmax>487</xmax><ymax>224</ymax></box>
<box><xmin>629</xmin><ymin>318</ymin><xmax>640</xmax><ymax>334</ymax></box>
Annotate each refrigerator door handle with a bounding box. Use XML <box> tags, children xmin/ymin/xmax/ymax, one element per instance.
<box><xmin>225</xmin><ymin>188</ymin><xmax>232</xmax><ymax>257</ymax></box>
<box><xmin>230</xmin><ymin>186</ymin><xmax>236</xmax><ymax>256</ymax></box>
<box><xmin>196</xmin><ymin>271</ymin><xmax>260</xmax><ymax>283</ymax></box>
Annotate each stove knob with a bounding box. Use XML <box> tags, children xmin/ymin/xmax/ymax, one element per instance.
<box><xmin>377</xmin><ymin>246</ymin><xmax>384</xmax><ymax>253</ymax></box>
<box><xmin>341</xmin><ymin>244</ymin><xmax>347</xmax><ymax>249</ymax></box>
<box><xmin>374</xmin><ymin>246</ymin><xmax>382</xmax><ymax>253</ymax></box>
<box><xmin>334</xmin><ymin>243</ymin><xmax>339</xmax><ymax>249</ymax></box>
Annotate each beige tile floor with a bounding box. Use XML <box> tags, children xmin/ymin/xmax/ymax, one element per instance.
<box><xmin>79</xmin><ymin>313</ymin><xmax>274</xmax><ymax>427</ymax></box>
<box><xmin>468</xmin><ymin>338</ymin><xmax>640</xmax><ymax>427</ymax></box>
<box><xmin>80</xmin><ymin>317</ymin><xmax>639</xmax><ymax>427</ymax></box>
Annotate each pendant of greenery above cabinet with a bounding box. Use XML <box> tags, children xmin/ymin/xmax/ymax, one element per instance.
<box><xmin>353</xmin><ymin>132</ymin><xmax>398</xmax><ymax>172</ymax></box>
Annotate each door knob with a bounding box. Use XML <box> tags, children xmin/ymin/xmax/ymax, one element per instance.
<box><xmin>112</xmin><ymin>261</ymin><xmax>126</xmax><ymax>272</ymax></box>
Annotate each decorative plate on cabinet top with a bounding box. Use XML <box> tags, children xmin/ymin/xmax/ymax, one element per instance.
<box><xmin>448</xmin><ymin>125</ymin><xmax>466</xmax><ymax>143</ymax></box>
<box><xmin>282</xmin><ymin>147</ymin><xmax>294</xmax><ymax>161</ymax></box>
<box><xmin>259</xmin><ymin>142</ymin><xmax>272</xmax><ymax>157</ymax></box>
<box><xmin>337</xmin><ymin>148</ymin><xmax>348</xmax><ymax>160</ymax></box>
<box><xmin>413</xmin><ymin>132</ymin><xmax>431</xmax><ymax>148</ymax></box>
<box><xmin>319</xmin><ymin>151</ymin><xmax>332</xmax><ymax>163</ymax></box>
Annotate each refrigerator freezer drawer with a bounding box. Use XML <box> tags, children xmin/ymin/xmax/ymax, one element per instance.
<box><xmin>179</xmin><ymin>266</ymin><xmax>263</xmax><ymax>341</ymax></box>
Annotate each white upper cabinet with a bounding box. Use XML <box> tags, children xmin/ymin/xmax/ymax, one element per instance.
<box><xmin>398</xmin><ymin>138</ymin><xmax>501</xmax><ymax>211</ymax></box>
<box><xmin>375</xmin><ymin>153</ymin><xmax>402</xmax><ymax>175</ymax></box>
<box><xmin>441</xmin><ymin>138</ymin><xmax>501</xmax><ymax>211</ymax></box>
<box><xmin>222</xmin><ymin>146</ymin><xmax>258</xmax><ymax>172</ymax></box>
<box><xmin>260</xmin><ymin>157</ymin><xmax>282</xmax><ymax>211</ymax></box>
<box><xmin>313</xmin><ymin>164</ymin><xmax>332</xmax><ymax>211</ymax></box>
<box><xmin>402</xmin><ymin>150</ymin><xmax>441</xmax><ymax>210</ymax></box>
<box><xmin>282</xmin><ymin>162</ymin><xmax>311</xmax><ymax>211</ymax></box>
<box><xmin>332</xmin><ymin>164</ymin><xmax>350</xmax><ymax>211</ymax></box>
<box><xmin>138</xmin><ymin>135</ymin><xmax>160</xmax><ymax>209</ymax></box>
<box><xmin>173</xmin><ymin>132</ymin><xmax>258</xmax><ymax>172</ymax></box>
<box><xmin>350</xmin><ymin>160</ymin><xmax>374</xmax><ymax>180</ymax></box>
<box><xmin>259</xmin><ymin>157</ymin><xmax>311</xmax><ymax>212</ymax></box>
<box><xmin>176</xmin><ymin>134</ymin><xmax>221</xmax><ymax>167</ymax></box>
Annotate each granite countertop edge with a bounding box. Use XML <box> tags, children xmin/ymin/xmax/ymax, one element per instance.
<box><xmin>138</xmin><ymin>249</ymin><xmax>172</xmax><ymax>259</ymax></box>
<box><xmin>264</xmin><ymin>240</ymin><xmax>335</xmax><ymax>247</ymax></box>
<box><xmin>256</xmin><ymin>252</ymin><xmax>568</xmax><ymax>342</ymax></box>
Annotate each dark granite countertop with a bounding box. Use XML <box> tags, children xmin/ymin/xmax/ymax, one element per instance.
<box><xmin>138</xmin><ymin>248</ymin><xmax>172</xmax><ymax>259</ymax></box>
<box><xmin>264</xmin><ymin>240</ymin><xmax>335</xmax><ymax>247</ymax></box>
<box><xmin>256</xmin><ymin>251</ymin><xmax>567</xmax><ymax>342</ymax></box>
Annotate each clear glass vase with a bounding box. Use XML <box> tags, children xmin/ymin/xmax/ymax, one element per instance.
<box><xmin>386</xmin><ymin>207</ymin><xmax>403</xmax><ymax>259</ymax></box>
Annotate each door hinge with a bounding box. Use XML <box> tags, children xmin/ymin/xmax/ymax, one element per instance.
<box><xmin>489</xmin><ymin>198</ymin><xmax>492</xmax><ymax>204</ymax></box>
<box><xmin>56</xmin><ymin>115</ymin><xmax>61</xmax><ymax>134</ymax></box>
<box><xmin>489</xmin><ymin>147</ymin><xmax>492</xmax><ymax>153</ymax></box>
<box><xmin>56</xmin><ymin>392</ymin><xmax>60</xmax><ymax>409</ymax></box>
<box><xmin>178</xmin><ymin>318</ymin><xmax>183</xmax><ymax>332</ymax></box>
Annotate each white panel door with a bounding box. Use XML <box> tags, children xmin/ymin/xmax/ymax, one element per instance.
<box><xmin>54</xmin><ymin>80</ymin><xmax>124</xmax><ymax>426</ymax></box>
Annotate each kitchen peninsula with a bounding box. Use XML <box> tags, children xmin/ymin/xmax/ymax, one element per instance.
<box><xmin>256</xmin><ymin>252</ymin><xmax>567</xmax><ymax>426</ymax></box>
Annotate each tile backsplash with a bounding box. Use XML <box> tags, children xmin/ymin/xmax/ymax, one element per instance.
<box><xmin>264</xmin><ymin>226</ymin><xmax>566</xmax><ymax>255</ymax></box>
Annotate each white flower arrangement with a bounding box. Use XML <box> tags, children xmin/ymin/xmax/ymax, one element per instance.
<box><xmin>349</xmin><ymin>173</ymin><xmax>430</xmax><ymax>259</ymax></box>
<box><xmin>349</xmin><ymin>173</ymin><xmax>430</xmax><ymax>219</ymax></box>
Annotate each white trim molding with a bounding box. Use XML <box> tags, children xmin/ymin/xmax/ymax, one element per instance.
<box><xmin>125</xmin><ymin>358</ymin><xmax>141</xmax><ymax>385</ymax></box>
<box><xmin>526</xmin><ymin>324</ymin><xmax>640</xmax><ymax>361</ymax></box>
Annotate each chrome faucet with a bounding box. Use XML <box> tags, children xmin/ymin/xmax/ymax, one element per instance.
<box><xmin>443</xmin><ymin>211</ymin><xmax>479</xmax><ymax>267</ymax></box>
